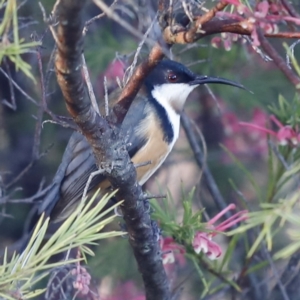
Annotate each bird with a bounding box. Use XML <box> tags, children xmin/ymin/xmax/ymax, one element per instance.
<box><xmin>32</xmin><ymin>59</ymin><xmax>245</xmax><ymax>225</ymax></box>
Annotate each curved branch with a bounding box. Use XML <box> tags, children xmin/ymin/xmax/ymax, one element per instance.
<box><xmin>281</xmin><ymin>0</ymin><xmax>300</xmax><ymax>19</ymax></box>
<box><xmin>163</xmin><ymin>17</ymin><xmax>300</xmax><ymax>44</ymax></box>
<box><xmin>257</xmin><ymin>28</ymin><xmax>300</xmax><ymax>90</ymax></box>
<box><xmin>53</xmin><ymin>0</ymin><xmax>170</xmax><ymax>299</ymax></box>
<box><xmin>113</xmin><ymin>44</ymin><xmax>165</xmax><ymax>123</ymax></box>
<box><xmin>163</xmin><ymin>1</ymin><xmax>229</xmax><ymax>44</ymax></box>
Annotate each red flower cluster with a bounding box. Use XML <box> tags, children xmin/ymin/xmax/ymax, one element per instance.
<box><xmin>160</xmin><ymin>236</ymin><xmax>186</xmax><ymax>266</ymax></box>
<box><xmin>211</xmin><ymin>33</ymin><xmax>243</xmax><ymax>51</ymax></box>
<box><xmin>223</xmin><ymin>108</ymin><xmax>269</xmax><ymax>158</ymax></box>
<box><xmin>160</xmin><ymin>205</ymin><xmax>247</xmax><ymax>263</ymax></box>
<box><xmin>217</xmin><ymin>0</ymin><xmax>300</xmax><ymax>46</ymax></box>
<box><xmin>71</xmin><ymin>266</ymin><xmax>92</xmax><ymax>296</ymax></box>
<box><xmin>240</xmin><ymin>114</ymin><xmax>300</xmax><ymax>146</ymax></box>
<box><xmin>192</xmin><ymin>204</ymin><xmax>247</xmax><ymax>260</ymax></box>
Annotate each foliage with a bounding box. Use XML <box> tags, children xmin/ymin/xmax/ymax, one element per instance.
<box><xmin>151</xmin><ymin>187</ymin><xmax>205</xmax><ymax>242</ymax></box>
<box><xmin>0</xmin><ymin>190</ymin><xmax>123</xmax><ymax>299</ymax></box>
<box><xmin>0</xmin><ymin>0</ymin><xmax>40</xmax><ymax>81</ymax></box>
<box><xmin>227</xmin><ymin>92</ymin><xmax>300</xmax><ymax>260</ymax></box>
<box><xmin>151</xmin><ymin>189</ymin><xmax>244</xmax><ymax>298</ymax></box>
<box><xmin>151</xmin><ymin>85</ymin><xmax>300</xmax><ymax>298</ymax></box>
<box><xmin>269</xmin><ymin>93</ymin><xmax>300</xmax><ymax>127</ymax></box>
<box><xmin>1</xmin><ymin>0</ymin><xmax>300</xmax><ymax>299</ymax></box>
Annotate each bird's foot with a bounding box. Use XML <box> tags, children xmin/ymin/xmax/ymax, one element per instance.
<box><xmin>114</xmin><ymin>205</ymin><xmax>123</xmax><ymax>217</ymax></box>
<box><xmin>151</xmin><ymin>220</ymin><xmax>162</xmax><ymax>242</ymax></box>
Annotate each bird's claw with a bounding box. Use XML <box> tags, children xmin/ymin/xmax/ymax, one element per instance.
<box><xmin>151</xmin><ymin>220</ymin><xmax>162</xmax><ymax>242</ymax></box>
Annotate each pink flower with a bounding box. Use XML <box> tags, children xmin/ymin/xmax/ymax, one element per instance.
<box><xmin>211</xmin><ymin>33</ymin><xmax>241</xmax><ymax>51</ymax></box>
<box><xmin>71</xmin><ymin>266</ymin><xmax>92</xmax><ymax>296</ymax></box>
<box><xmin>192</xmin><ymin>232</ymin><xmax>222</xmax><ymax>260</ymax></box>
<box><xmin>96</xmin><ymin>59</ymin><xmax>126</xmax><ymax>96</ymax></box>
<box><xmin>160</xmin><ymin>237</ymin><xmax>186</xmax><ymax>266</ymax></box>
<box><xmin>222</xmin><ymin>108</ymin><xmax>269</xmax><ymax>158</ymax></box>
<box><xmin>193</xmin><ymin>204</ymin><xmax>248</xmax><ymax>260</ymax></box>
<box><xmin>219</xmin><ymin>0</ymin><xmax>299</xmax><ymax>47</ymax></box>
<box><xmin>103</xmin><ymin>59</ymin><xmax>126</xmax><ymax>80</ymax></box>
<box><xmin>240</xmin><ymin>115</ymin><xmax>300</xmax><ymax>146</ymax></box>
<box><xmin>159</xmin><ymin>237</ymin><xmax>186</xmax><ymax>281</ymax></box>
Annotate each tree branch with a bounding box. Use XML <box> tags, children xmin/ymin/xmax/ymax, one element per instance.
<box><xmin>162</xmin><ymin>1</ymin><xmax>229</xmax><ymax>44</ymax></box>
<box><xmin>257</xmin><ymin>28</ymin><xmax>300</xmax><ymax>90</ymax></box>
<box><xmin>163</xmin><ymin>16</ymin><xmax>300</xmax><ymax>44</ymax></box>
<box><xmin>53</xmin><ymin>0</ymin><xmax>170</xmax><ymax>299</ymax></box>
<box><xmin>281</xmin><ymin>0</ymin><xmax>300</xmax><ymax>19</ymax></box>
<box><xmin>192</xmin><ymin>1</ymin><xmax>228</xmax><ymax>33</ymax></box>
<box><xmin>112</xmin><ymin>43</ymin><xmax>165</xmax><ymax>124</ymax></box>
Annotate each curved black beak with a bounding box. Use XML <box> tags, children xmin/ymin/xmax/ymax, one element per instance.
<box><xmin>189</xmin><ymin>75</ymin><xmax>248</xmax><ymax>92</ymax></box>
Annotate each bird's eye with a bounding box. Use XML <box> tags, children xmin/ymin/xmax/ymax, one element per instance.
<box><xmin>168</xmin><ymin>73</ymin><xmax>177</xmax><ymax>82</ymax></box>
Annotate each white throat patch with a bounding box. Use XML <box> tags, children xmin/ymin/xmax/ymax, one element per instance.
<box><xmin>151</xmin><ymin>83</ymin><xmax>197</xmax><ymax>144</ymax></box>
<box><xmin>152</xmin><ymin>83</ymin><xmax>197</xmax><ymax>113</ymax></box>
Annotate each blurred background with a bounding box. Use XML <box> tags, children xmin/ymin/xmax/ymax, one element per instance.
<box><xmin>0</xmin><ymin>0</ymin><xmax>299</xmax><ymax>299</ymax></box>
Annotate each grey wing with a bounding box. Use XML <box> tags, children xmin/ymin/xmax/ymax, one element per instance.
<box><xmin>121</xmin><ymin>94</ymin><xmax>149</xmax><ymax>157</ymax></box>
<box><xmin>38</xmin><ymin>94</ymin><xmax>149</xmax><ymax>221</ymax></box>
<box><xmin>38</xmin><ymin>132</ymin><xmax>101</xmax><ymax>220</ymax></box>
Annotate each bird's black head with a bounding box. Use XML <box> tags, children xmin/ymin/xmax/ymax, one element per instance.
<box><xmin>144</xmin><ymin>59</ymin><xmax>245</xmax><ymax>113</ymax></box>
<box><xmin>145</xmin><ymin>59</ymin><xmax>245</xmax><ymax>89</ymax></box>
<box><xmin>145</xmin><ymin>60</ymin><xmax>196</xmax><ymax>89</ymax></box>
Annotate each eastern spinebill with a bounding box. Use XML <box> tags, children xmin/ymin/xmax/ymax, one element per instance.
<box><xmin>35</xmin><ymin>59</ymin><xmax>244</xmax><ymax>224</ymax></box>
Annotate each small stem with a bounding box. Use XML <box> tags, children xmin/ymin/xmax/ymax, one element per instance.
<box><xmin>208</xmin><ymin>204</ymin><xmax>236</xmax><ymax>225</ymax></box>
<box><xmin>239</xmin><ymin>122</ymin><xmax>277</xmax><ymax>136</ymax></box>
<box><xmin>257</xmin><ymin>29</ymin><xmax>300</xmax><ymax>90</ymax></box>
<box><xmin>181</xmin><ymin>113</ymin><xmax>232</xmax><ymax>218</ymax></box>
<box><xmin>280</xmin><ymin>0</ymin><xmax>300</xmax><ymax>19</ymax></box>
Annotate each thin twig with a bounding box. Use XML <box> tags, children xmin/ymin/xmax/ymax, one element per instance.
<box><xmin>83</xmin><ymin>0</ymin><xmax>119</xmax><ymax>35</ymax></box>
<box><xmin>5</xmin><ymin>144</ymin><xmax>53</xmax><ymax>189</ymax></box>
<box><xmin>41</xmin><ymin>117</ymin><xmax>78</xmax><ymax>130</ymax></box>
<box><xmin>44</xmin><ymin>45</ymin><xmax>57</xmax><ymax>100</ymax></box>
<box><xmin>0</xmin><ymin>68</ymin><xmax>38</xmax><ymax>106</ymax></box>
<box><xmin>123</xmin><ymin>13</ymin><xmax>158</xmax><ymax>86</ymax></box>
<box><xmin>2</xmin><ymin>58</ymin><xmax>16</xmax><ymax>110</ymax></box>
<box><xmin>46</xmin><ymin>266</ymin><xmax>74</xmax><ymax>299</ymax></box>
<box><xmin>185</xmin><ymin>59</ymin><xmax>207</xmax><ymax>67</ymax></box>
<box><xmin>33</xmin><ymin>43</ymin><xmax>47</xmax><ymax>160</ymax></box>
<box><xmin>257</xmin><ymin>28</ymin><xmax>300</xmax><ymax>89</ymax></box>
<box><xmin>177</xmin><ymin>43</ymin><xmax>208</xmax><ymax>55</ymax></box>
<box><xmin>81</xmin><ymin>169</ymin><xmax>105</xmax><ymax>203</ymax></box>
<box><xmin>81</xmin><ymin>54</ymin><xmax>100</xmax><ymax>115</ymax></box>
<box><xmin>286</xmin><ymin>40</ymin><xmax>300</xmax><ymax>70</ymax></box>
<box><xmin>113</xmin><ymin>43</ymin><xmax>165</xmax><ymax>124</ymax></box>
<box><xmin>261</xmin><ymin>243</ymin><xmax>290</xmax><ymax>300</ymax></box>
<box><xmin>2</xmin><ymin>185</ymin><xmax>50</xmax><ymax>204</ymax></box>
<box><xmin>17</xmin><ymin>0</ymin><xmax>30</xmax><ymax>10</ymax></box>
<box><xmin>273</xmin><ymin>250</ymin><xmax>300</xmax><ymax>299</ymax></box>
<box><xmin>182</xmin><ymin>0</ymin><xmax>193</xmax><ymax>24</ymax></box>
<box><xmin>104</xmin><ymin>76</ymin><xmax>109</xmax><ymax>117</ymax></box>
<box><xmin>163</xmin><ymin>0</ymin><xmax>228</xmax><ymax>43</ymax></box>
<box><xmin>268</xmin><ymin>140</ymin><xmax>290</xmax><ymax>170</ymax></box>
<box><xmin>181</xmin><ymin>112</ymin><xmax>231</xmax><ymax>218</ymax></box>
<box><xmin>0</xmin><ymin>187</ymin><xmax>21</xmax><ymax>205</ymax></box>
<box><xmin>280</xmin><ymin>0</ymin><xmax>300</xmax><ymax>19</ymax></box>
<box><xmin>93</xmin><ymin>0</ymin><xmax>149</xmax><ymax>40</ymax></box>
